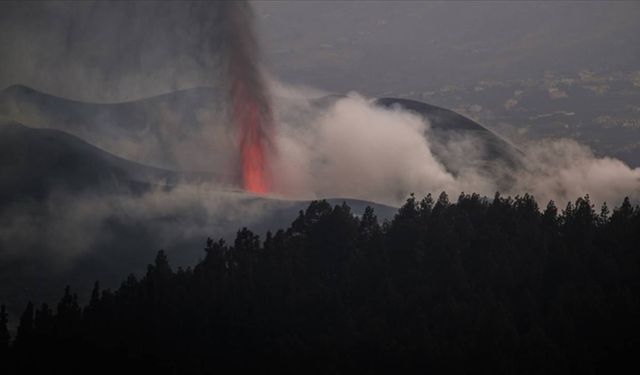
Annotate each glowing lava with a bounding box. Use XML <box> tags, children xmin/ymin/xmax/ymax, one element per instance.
<box><xmin>233</xmin><ymin>80</ymin><xmax>270</xmax><ymax>194</ymax></box>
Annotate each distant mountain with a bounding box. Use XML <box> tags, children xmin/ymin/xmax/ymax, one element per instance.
<box><xmin>0</xmin><ymin>85</ymin><xmax>234</xmax><ymax>173</ymax></box>
<box><xmin>0</xmin><ymin>121</ymin><xmax>189</xmax><ymax>204</ymax></box>
<box><xmin>0</xmin><ymin>84</ymin><xmax>222</xmax><ymax>135</ymax></box>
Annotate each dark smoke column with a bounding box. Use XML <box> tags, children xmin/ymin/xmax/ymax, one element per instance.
<box><xmin>222</xmin><ymin>1</ymin><xmax>272</xmax><ymax>193</ymax></box>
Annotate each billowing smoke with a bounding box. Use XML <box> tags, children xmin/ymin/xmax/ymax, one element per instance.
<box><xmin>267</xmin><ymin>87</ymin><xmax>640</xmax><ymax>207</ymax></box>
<box><xmin>270</xmin><ymin>93</ymin><xmax>456</xmax><ymax>203</ymax></box>
<box><xmin>222</xmin><ymin>2</ymin><xmax>273</xmax><ymax>193</ymax></box>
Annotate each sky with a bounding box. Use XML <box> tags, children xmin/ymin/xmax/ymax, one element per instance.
<box><xmin>254</xmin><ymin>1</ymin><xmax>640</xmax><ymax>95</ymax></box>
<box><xmin>1</xmin><ymin>1</ymin><xmax>639</xmax><ymax>101</ymax></box>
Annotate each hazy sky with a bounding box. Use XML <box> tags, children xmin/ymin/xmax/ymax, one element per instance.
<box><xmin>254</xmin><ymin>1</ymin><xmax>640</xmax><ymax>95</ymax></box>
<box><xmin>1</xmin><ymin>1</ymin><xmax>638</xmax><ymax>100</ymax></box>
<box><xmin>0</xmin><ymin>1</ymin><xmax>231</xmax><ymax>101</ymax></box>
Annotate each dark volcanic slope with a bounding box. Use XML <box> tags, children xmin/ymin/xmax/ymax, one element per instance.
<box><xmin>376</xmin><ymin>97</ymin><xmax>488</xmax><ymax>131</ymax></box>
<box><xmin>375</xmin><ymin>97</ymin><xmax>522</xmax><ymax>163</ymax></box>
<box><xmin>375</xmin><ymin>98</ymin><xmax>523</xmax><ymax>184</ymax></box>
<box><xmin>0</xmin><ymin>121</ymin><xmax>182</xmax><ymax>203</ymax></box>
<box><xmin>0</xmin><ymin>85</ymin><xmax>231</xmax><ymax>172</ymax></box>
<box><xmin>0</xmin><ymin>85</ymin><xmax>222</xmax><ymax>135</ymax></box>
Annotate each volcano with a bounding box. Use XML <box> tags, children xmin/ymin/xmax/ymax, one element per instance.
<box><xmin>0</xmin><ymin>85</ymin><xmax>522</xmax><ymax>187</ymax></box>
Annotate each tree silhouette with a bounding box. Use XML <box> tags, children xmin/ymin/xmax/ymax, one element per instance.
<box><xmin>2</xmin><ymin>194</ymin><xmax>639</xmax><ymax>374</ymax></box>
<box><xmin>14</xmin><ymin>302</ymin><xmax>33</xmax><ymax>350</ymax></box>
<box><xmin>0</xmin><ymin>305</ymin><xmax>9</xmax><ymax>352</ymax></box>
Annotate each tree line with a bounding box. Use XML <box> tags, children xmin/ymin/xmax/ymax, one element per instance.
<box><xmin>1</xmin><ymin>193</ymin><xmax>639</xmax><ymax>374</ymax></box>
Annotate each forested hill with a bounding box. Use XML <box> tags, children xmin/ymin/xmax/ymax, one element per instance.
<box><xmin>1</xmin><ymin>193</ymin><xmax>639</xmax><ymax>374</ymax></box>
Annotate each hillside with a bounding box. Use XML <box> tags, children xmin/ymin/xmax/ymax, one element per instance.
<box><xmin>0</xmin><ymin>85</ymin><xmax>232</xmax><ymax>172</ymax></box>
<box><xmin>0</xmin><ymin>121</ymin><xmax>184</xmax><ymax>203</ymax></box>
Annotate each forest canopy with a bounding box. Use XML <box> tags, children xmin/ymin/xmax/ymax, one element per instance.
<box><xmin>2</xmin><ymin>193</ymin><xmax>639</xmax><ymax>374</ymax></box>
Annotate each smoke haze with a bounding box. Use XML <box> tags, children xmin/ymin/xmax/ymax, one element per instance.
<box><xmin>260</xmin><ymin>86</ymin><xmax>640</xmax><ymax>207</ymax></box>
<box><xmin>0</xmin><ymin>1</ymin><xmax>235</xmax><ymax>101</ymax></box>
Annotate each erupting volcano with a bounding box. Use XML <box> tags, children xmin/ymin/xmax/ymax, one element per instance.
<box><xmin>225</xmin><ymin>2</ymin><xmax>272</xmax><ymax>194</ymax></box>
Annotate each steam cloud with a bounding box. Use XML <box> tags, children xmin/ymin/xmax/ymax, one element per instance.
<box><xmin>267</xmin><ymin>87</ymin><xmax>640</xmax><ymax>207</ymax></box>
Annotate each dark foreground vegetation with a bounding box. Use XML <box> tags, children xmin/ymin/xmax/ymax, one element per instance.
<box><xmin>1</xmin><ymin>193</ymin><xmax>639</xmax><ymax>374</ymax></box>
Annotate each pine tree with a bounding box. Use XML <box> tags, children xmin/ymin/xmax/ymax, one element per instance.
<box><xmin>14</xmin><ymin>302</ymin><xmax>34</xmax><ymax>349</ymax></box>
<box><xmin>0</xmin><ymin>304</ymin><xmax>10</xmax><ymax>351</ymax></box>
<box><xmin>83</xmin><ymin>282</ymin><xmax>101</xmax><ymax>338</ymax></box>
<box><xmin>543</xmin><ymin>200</ymin><xmax>559</xmax><ymax>226</ymax></box>
<box><xmin>598</xmin><ymin>202</ymin><xmax>610</xmax><ymax>226</ymax></box>
<box><xmin>55</xmin><ymin>286</ymin><xmax>81</xmax><ymax>340</ymax></box>
<box><xmin>34</xmin><ymin>304</ymin><xmax>53</xmax><ymax>339</ymax></box>
<box><xmin>148</xmin><ymin>250</ymin><xmax>172</xmax><ymax>278</ymax></box>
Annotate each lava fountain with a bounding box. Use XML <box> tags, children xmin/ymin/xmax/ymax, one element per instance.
<box><xmin>225</xmin><ymin>2</ymin><xmax>272</xmax><ymax>193</ymax></box>
<box><xmin>232</xmin><ymin>79</ymin><xmax>270</xmax><ymax>193</ymax></box>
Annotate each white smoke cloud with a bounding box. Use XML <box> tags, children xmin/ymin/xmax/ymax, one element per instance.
<box><xmin>271</xmin><ymin>94</ymin><xmax>456</xmax><ymax>204</ymax></box>
<box><xmin>268</xmin><ymin>87</ymin><xmax>640</xmax><ymax>208</ymax></box>
<box><xmin>514</xmin><ymin>140</ymin><xmax>640</xmax><ymax>206</ymax></box>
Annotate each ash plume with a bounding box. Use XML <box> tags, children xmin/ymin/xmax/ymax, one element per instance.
<box><xmin>221</xmin><ymin>1</ymin><xmax>273</xmax><ymax>193</ymax></box>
